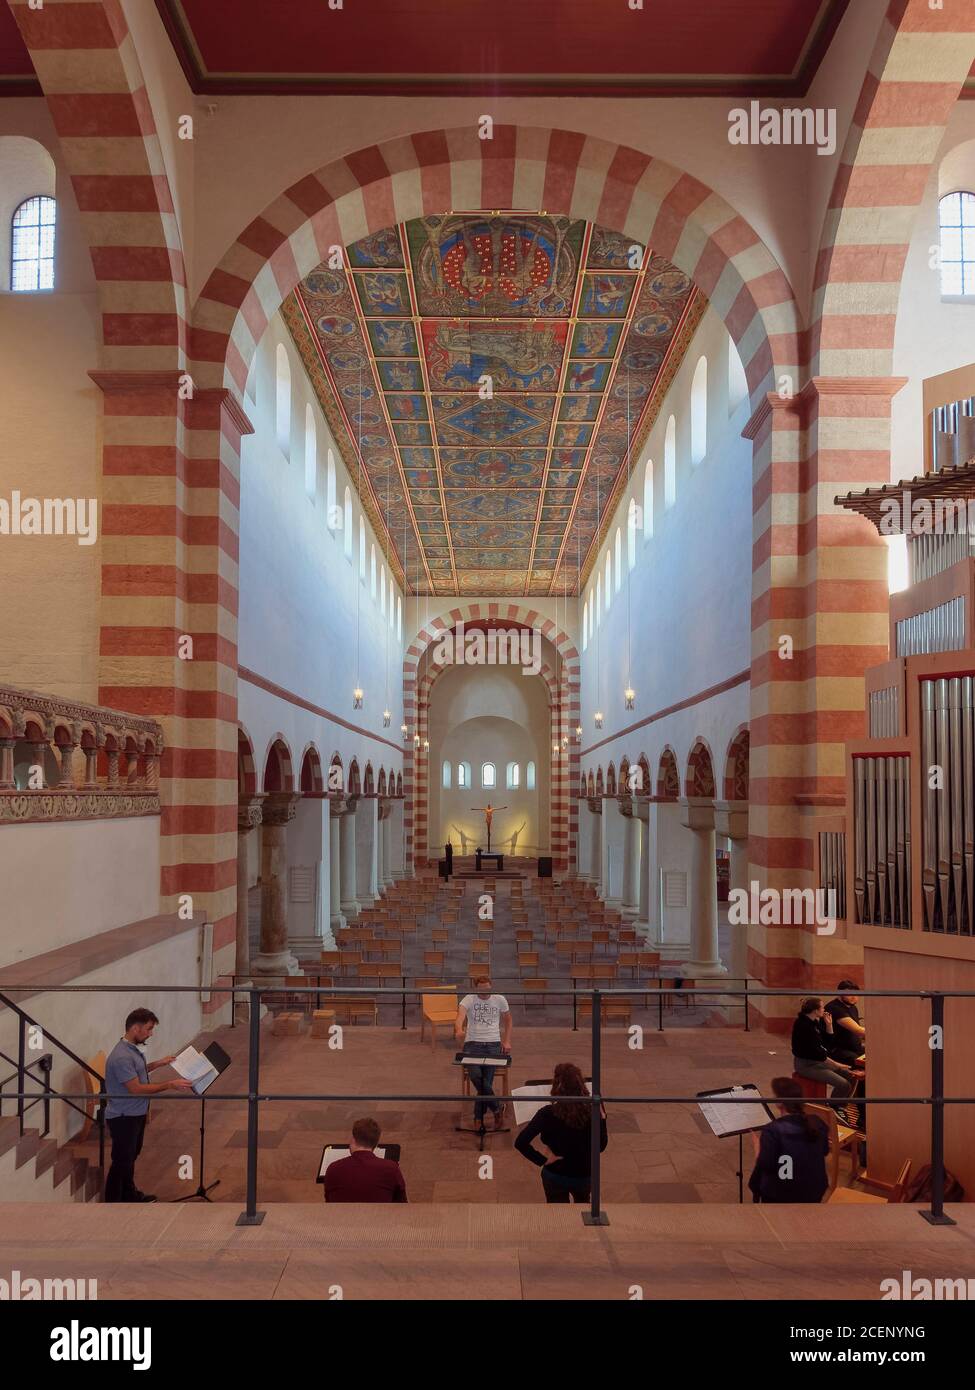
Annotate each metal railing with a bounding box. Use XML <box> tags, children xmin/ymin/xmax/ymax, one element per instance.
<box><xmin>0</xmin><ymin>982</ymin><xmax>970</xmax><ymax>1231</ymax></box>
<box><xmin>0</xmin><ymin>989</ymin><xmax>106</xmax><ymax>1172</ymax></box>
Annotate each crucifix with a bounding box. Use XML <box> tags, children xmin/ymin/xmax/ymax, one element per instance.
<box><xmin>471</xmin><ymin>802</ymin><xmax>507</xmax><ymax>853</ymax></box>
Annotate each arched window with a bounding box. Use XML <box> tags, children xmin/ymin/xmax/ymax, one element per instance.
<box><xmin>11</xmin><ymin>195</ymin><xmax>55</xmax><ymax>292</ymax></box>
<box><xmin>596</xmin><ymin>575</ymin><xmax>602</xmax><ymax>625</ymax></box>
<box><xmin>370</xmin><ymin>544</ymin><xmax>377</xmax><ymax>599</ymax></box>
<box><xmin>939</xmin><ymin>190</ymin><xmax>975</xmax><ymax>296</ymax></box>
<box><xmin>526</xmin><ymin>760</ymin><xmax>536</xmax><ymax>790</ymax></box>
<box><xmin>304</xmin><ymin>404</ymin><xmax>317</xmax><ymax>499</ymax></box>
<box><xmin>664</xmin><ymin>415</ymin><xmax>677</xmax><ymax>508</ymax></box>
<box><xmin>506</xmin><ymin>761</ymin><xmax>520</xmax><ymax>789</ymax></box>
<box><xmin>481</xmin><ymin>761</ymin><xmax>496</xmax><ymax>789</ymax></box>
<box><xmin>380</xmin><ymin>564</ymin><xmax>386</xmax><ymax>614</ymax></box>
<box><xmin>614</xmin><ymin>527</ymin><xmax>622</xmax><ymax>591</ymax></box>
<box><xmin>275</xmin><ymin>343</ymin><xmax>291</xmax><ymax>459</ymax></box>
<box><xmin>343</xmin><ymin>487</ymin><xmax>353</xmax><ymax>558</ymax></box>
<box><xmin>604</xmin><ymin>551</ymin><xmax>611</xmax><ymax>611</ymax></box>
<box><xmin>582</xmin><ymin>599</ymin><xmax>588</xmax><ymax>652</ymax></box>
<box><xmin>457</xmin><ymin>761</ymin><xmax>471</xmax><ymax>788</ymax></box>
<box><xmin>389</xmin><ymin>577</ymin><xmax>395</xmax><ymax>627</ymax></box>
<box><xmin>627</xmin><ymin>498</ymin><xmax>638</xmax><ymax>569</ymax></box>
<box><xmin>397</xmin><ymin>596</ymin><xmax>402</xmax><ymax>639</ymax></box>
<box><xmin>326</xmin><ymin>449</ymin><xmax>337</xmax><ymax>530</ymax></box>
<box><xmin>442</xmin><ymin>760</ymin><xmax>451</xmax><ymax>789</ymax></box>
<box><xmin>643</xmin><ymin>459</ymin><xmax>654</xmax><ymax>538</ymax></box>
<box><xmin>691</xmin><ymin>356</ymin><xmax>707</xmax><ymax>465</ymax></box>
<box><xmin>359</xmin><ymin>517</ymin><xmax>366</xmax><ymax>580</ymax></box>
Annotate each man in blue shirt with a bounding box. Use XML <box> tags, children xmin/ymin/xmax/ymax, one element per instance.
<box><xmin>104</xmin><ymin>1008</ymin><xmax>193</xmax><ymax>1202</ymax></box>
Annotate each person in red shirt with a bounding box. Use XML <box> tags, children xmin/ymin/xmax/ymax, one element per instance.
<box><xmin>323</xmin><ymin>1117</ymin><xmax>407</xmax><ymax>1203</ymax></box>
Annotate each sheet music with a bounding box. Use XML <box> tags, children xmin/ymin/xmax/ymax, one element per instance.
<box><xmin>511</xmin><ymin>1082</ymin><xmax>592</xmax><ymax>1127</ymax></box>
<box><xmin>697</xmin><ymin>1084</ymin><xmax>770</xmax><ymax>1138</ymax></box>
<box><xmin>171</xmin><ymin>1045</ymin><xmax>218</xmax><ymax>1096</ymax></box>
<box><xmin>318</xmin><ymin>1145</ymin><xmax>387</xmax><ymax>1178</ymax></box>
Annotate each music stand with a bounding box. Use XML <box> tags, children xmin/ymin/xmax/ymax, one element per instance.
<box><xmin>454</xmin><ymin>1054</ymin><xmax>512</xmax><ymax>1151</ymax></box>
<box><xmin>317</xmin><ymin>1143</ymin><xmax>402</xmax><ymax>1198</ymax></box>
<box><xmin>696</xmin><ymin>1083</ymin><xmax>773</xmax><ymax>1203</ymax></box>
<box><xmin>173</xmin><ymin>1041</ymin><xmax>231</xmax><ymax>1203</ymax></box>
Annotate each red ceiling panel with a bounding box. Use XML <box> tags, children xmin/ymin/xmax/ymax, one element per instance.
<box><xmin>156</xmin><ymin>0</ymin><xmax>851</xmax><ymax>97</ymax></box>
<box><xmin>0</xmin><ymin>4</ymin><xmax>38</xmax><ymax>93</ymax></box>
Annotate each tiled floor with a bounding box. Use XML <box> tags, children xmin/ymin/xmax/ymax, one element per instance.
<box><xmin>2</xmin><ymin>1201</ymin><xmax>972</xmax><ymax>1300</ymax></box>
<box><xmin>73</xmin><ymin>1015</ymin><xmax>799</xmax><ymax>1206</ymax></box>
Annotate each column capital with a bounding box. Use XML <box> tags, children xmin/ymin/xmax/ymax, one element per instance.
<box><xmin>679</xmin><ymin>796</ymin><xmax>715</xmax><ymax>832</ymax></box>
<box><xmin>238</xmin><ymin>793</ymin><xmax>266</xmax><ymax>831</ymax></box>
<box><xmin>714</xmin><ymin>799</ymin><xmax>748</xmax><ymax>839</ymax></box>
<box><xmin>587</xmin><ymin>796</ymin><xmax>602</xmax><ymax>815</ymax></box>
<box><xmin>262</xmin><ymin>791</ymin><xmax>299</xmax><ymax>827</ymax></box>
<box><xmin>743</xmin><ymin>376</ymin><xmax>909</xmax><ymax>440</ymax></box>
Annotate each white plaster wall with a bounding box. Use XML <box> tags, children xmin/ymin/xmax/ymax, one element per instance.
<box><xmin>0</xmin><ymin>105</ymin><xmax>101</xmax><ymax>702</ymax></box>
<box><xmin>428</xmin><ymin>663</ymin><xmax>550</xmax><ymax>855</ymax></box>
<box><xmin>891</xmin><ymin>102</ymin><xmax>975</xmax><ymax>481</ymax></box>
<box><xmin>237</xmin><ymin>317</ymin><xmax>404</xmax><ymax>796</ymax></box>
<box><xmin>0</xmin><ymin>817</ymin><xmax>160</xmax><ymax>967</ymax></box>
<box><xmin>0</xmin><ymin>925</ymin><xmax>204</xmax><ymax>1152</ymax></box>
<box><xmin>578</xmin><ymin>305</ymin><xmax>752</xmax><ymax>788</ymax></box>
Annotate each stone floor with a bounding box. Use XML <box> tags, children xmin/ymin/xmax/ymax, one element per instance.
<box><xmin>75</xmin><ymin>1017</ymin><xmax>803</xmax><ymax>1206</ymax></box>
<box><xmin>2</xmin><ymin>1201</ymin><xmax>972</xmax><ymax>1300</ymax></box>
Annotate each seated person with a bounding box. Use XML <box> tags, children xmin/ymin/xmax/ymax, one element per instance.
<box><xmin>514</xmin><ymin>1062</ymin><xmax>608</xmax><ymax>1204</ymax></box>
<box><xmin>748</xmin><ymin>1077</ymin><xmax>830</xmax><ymax>1204</ymax></box>
<box><xmin>792</xmin><ymin>997</ymin><xmax>860</xmax><ymax>1102</ymax></box>
<box><xmin>322</xmin><ymin>1117</ymin><xmax>407</xmax><ymax>1203</ymax></box>
<box><xmin>825</xmin><ymin>980</ymin><xmax>865</xmax><ymax>1066</ymax></box>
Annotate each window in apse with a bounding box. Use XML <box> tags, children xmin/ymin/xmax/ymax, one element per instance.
<box><xmin>481</xmin><ymin>762</ymin><xmax>496</xmax><ymax>789</ymax></box>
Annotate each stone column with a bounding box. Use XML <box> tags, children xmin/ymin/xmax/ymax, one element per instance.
<box><xmin>634</xmin><ymin>797</ymin><xmax>652</xmax><ymax>937</ymax></box>
<box><xmin>236</xmin><ymin>795</ymin><xmax>264</xmax><ymax>992</ymax></box>
<box><xmin>329</xmin><ymin>800</ymin><xmax>346</xmax><ymax>933</ymax></box>
<box><xmin>714</xmin><ymin>799</ymin><xmax>750</xmax><ymax>985</ymax></box>
<box><xmin>55</xmin><ymin>740</ymin><xmax>76</xmax><ymax>788</ymax></box>
<box><xmin>252</xmin><ymin>791</ymin><xmax>301</xmax><ymax>979</ymax></box>
<box><xmin>339</xmin><ymin>797</ymin><xmax>361</xmax><ymax>920</ymax></box>
<box><xmin>106</xmin><ymin>745</ymin><xmax>120</xmax><ymax>787</ymax></box>
<box><xmin>381</xmin><ymin>801</ymin><xmax>395</xmax><ymax>888</ymax></box>
<box><xmin>82</xmin><ymin>742</ymin><xmax>99</xmax><ymax>789</ymax></box>
<box><xmin>0</xmin><ymin>738</ymin><xmax>15</xmax><ymax>790</ymax></box>
<box><xmin>588</xmin><ymin>797</ymin><xmax>603</xmax><ymax>893</ymax></box>
<box><xmin>356</xmin><ymin>795</ymin><xmax>379</xmax><ymax>907</ymax></box>
<box><xmin>620</xmin><ymin>798</ymin><xmax>642</xmax><ymax>919</ymax></box>
<box><xmin>679</xmin><ymin>796</ymin><xmax>726</xmax><ymax>978</ymax></box>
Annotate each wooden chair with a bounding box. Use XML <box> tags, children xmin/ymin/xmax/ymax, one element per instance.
<box><xmin>469</xmin><ymin>943</ymin><xmax>491</xmax><ymax>964</ymax></box>
<box><xmin>636</xmin><ymin>950</ymin><xmax>661</xmax><ymax>976</ymax></box>
<box><xmin>517</xmin><ymin>951</ymin><xmax>540</xmax><ymax>977</ymax></box>
<box><xmin>522</xmin><ymin>978</ymin><xmax>548</xmax><ymax>1008</ymax></box>
<box><xmin>332</xmin><ymin>996</ymin><xmax>379</xmax><ymax>1026</ymax></box>
<box><xmin>78</xmin><ymin>1051</ymin><xmax>106</xmax><ymax>1143</ymax></box>
<box><xmin>284</xmin><ymin>975</ymin><xmax>314</xmax><ymax>1015</ymax></box>
<box><xmin>376</xmin><ymin>962</ymin><xmax>403</xmax><ymax>984</ymax></box>
<box><xmin>591</xmin><ymin>961</ymin><xmax>618</xmax><ymax>982</ymax></box>
<box><xmin>421</xmin><ymin>989</ymin><xmax>458</xmax><ymax>1050</ymax></box>
<box><xmin>423</xmin><ymin>950</ymin><xmax>445</xmax><ymax>977</ymax></box>
<box><xmin>320</xmin><ymin>950</ymin><xmax>342</xmax><ymax>972</ymax></box>
<box><xmin>339</xmin><ymin>950</ymin><xmax>362</xmax><ymax>976</ymax></box>
<box><xmin>515</xmin><ymin>929</ymin><xmax>534</xmax><ymax>948</ymax></box>
<box><xmin>591</xmin><ymin>929</ymin><xmax>612</xmax><ymax>955</ymax></box>
<box><xmin>806</xmin><ymin>1103</ymin><xmax>864</xmax><ymax>1194</ymax></box>
<box><xmin>414</xmin><ymin>975</ymin><xmax>450</xmax><ymax>990</ymax></box>
<box><xmin>618</xmin><ymin>950</ymin><xmax>640</xmax><ymax>979</ymax></box>
<box><xmin>827</xmin><ymin>1158</ymin><xmax>911</xmax><ymax>1205</ymax></box>
<box><xmin>618</xmin><ymin>928</ymin><xmax>638</xmax><ymax>946</ymax></box>
<box><xmin>571</xmin><ymin>945</ymin><xmax>593</xmax><ymax>966</ymax></box>
<box><xmin>431</xmin><ymin>928</ymin><xmax>450</xmax><ymax>947</ymax></box>
<box><xmin>578</xmin><ymin>995</ymin><xmax>633</xmax><ymax>1027</ymax></box>
<box><xmin>379</xmin><ymin>938</ymin><xmax>402</xmax><ymax>960</ymax></box>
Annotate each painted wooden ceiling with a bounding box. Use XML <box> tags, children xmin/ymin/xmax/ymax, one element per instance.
<box><xmin>283</xmin><ymin>214</ymin><xmax>704</xmax><ymax>596</ymax></box>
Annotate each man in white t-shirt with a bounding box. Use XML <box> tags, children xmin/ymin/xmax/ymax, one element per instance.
<box><xmin>455</xmin><ymin>977</ymin><xmax>512</xmax><ymax>1127</ymax></box>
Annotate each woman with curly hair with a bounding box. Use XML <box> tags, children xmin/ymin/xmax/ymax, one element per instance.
<box><xmin>514</xmin><ymin>1062</ymin><xmax>608</xmax><ymax>1203</ymax></box>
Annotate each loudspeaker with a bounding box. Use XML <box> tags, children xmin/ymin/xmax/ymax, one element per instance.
<box><xmin>537</xmin><ymin>856</ymin><xmax>553</xmax><ymax>878</ymax></box>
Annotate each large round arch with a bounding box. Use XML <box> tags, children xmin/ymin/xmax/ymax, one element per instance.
<box><xmin>192</xmin><ymin>125</ymin><xmax>800</xmax><ymax>410</ymax></box>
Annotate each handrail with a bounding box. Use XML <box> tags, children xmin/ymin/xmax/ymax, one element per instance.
<box><xmin>0</xmin><ymin>988</ymin><xmax>105</xmax><ymax>1169</ymax></box>
<box><xmin>0</xmin><ymin>981</ymin><xmax>966</xmax><ymax>1228</ymax></box>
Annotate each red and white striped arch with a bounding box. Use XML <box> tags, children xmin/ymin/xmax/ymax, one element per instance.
<box><xmin>190</xmin><ymin>124</ymin><xmax>802</xmax><ymax>409</ymax></box>
<box><xmin>404</xmin><ymin>605</ymin><xmax>580</xmax><ymax>872</ymax></box>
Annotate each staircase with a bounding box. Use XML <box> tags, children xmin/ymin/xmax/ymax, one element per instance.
<box><xmin>0</xmin><ymin>1116</ymin><xmax>102</xmax><ymax>1203</ymax></box>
